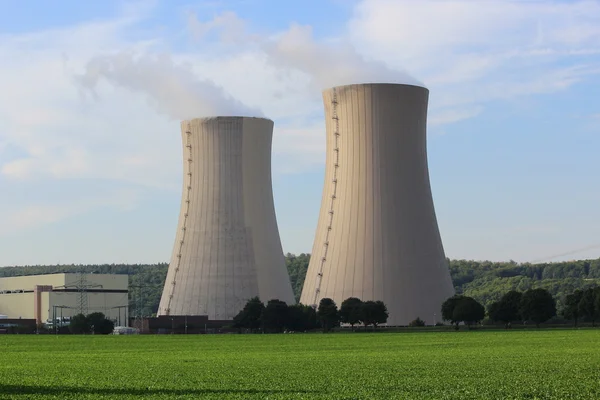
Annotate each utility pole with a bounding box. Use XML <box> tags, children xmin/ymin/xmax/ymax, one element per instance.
<box><xmin>112</xmin><ymin>305</ymin><xmax>128</xmax><ymax>327</ymax></box>
<box><xmin>52</xmin><ymin>305</ymin><xmax>70</xmax><ymax>335</ymax></box>
<box><xmin>129</xmin><ymin>283</ymin><xmax>161</xmax><ymax>329</ymax></box>
<box><xmin>76</xmin><ymin>272</ymin><xmax>102</xmax><ymax>316</ymax></box>
<box><xmin>129</xmin><ymin>285</ymin><xmax>146</xmax><ymax>330</ymax></box>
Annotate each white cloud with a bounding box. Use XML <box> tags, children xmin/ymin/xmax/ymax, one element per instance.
<box><xmin>349</xmin><ymin>0</ymin><xmax>600</xmax><ymax>122</ymax></box>
<box><xmin>0</xmin><ymin>189</ymin><xmax>139</xmax><ymax>236</ymax></box>
<box><xmin>1</xmin><ymin>0</ymin><xmax>599</xmax><ymax>238</ymax></box>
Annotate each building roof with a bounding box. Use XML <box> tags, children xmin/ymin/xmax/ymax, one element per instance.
<box><xmin>0</xmin><ymin>273</ymin><xmax>128</xmax><ymax>292</ymax></box>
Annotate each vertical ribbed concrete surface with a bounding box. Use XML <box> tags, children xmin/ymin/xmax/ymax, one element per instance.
<box><xmin>300</xmin><ymin>84</ymin><xmax>454</xmax><ymax>325</ymax></box>
<box><xmin>158</xmin><ymin>117</ymin><xmax>295</xmax><ymax>320</ymax></box>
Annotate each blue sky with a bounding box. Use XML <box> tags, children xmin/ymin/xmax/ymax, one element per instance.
<box><xmin>1</xmin><ymin>0</ymin><xmax>599</xmax><ymax>266</ymax></box>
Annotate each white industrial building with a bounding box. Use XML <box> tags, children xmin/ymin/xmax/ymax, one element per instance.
<box><xmin>0</xmin><ymin>273</ymin><xmax>129</xmax><ymax>326</ymax></box>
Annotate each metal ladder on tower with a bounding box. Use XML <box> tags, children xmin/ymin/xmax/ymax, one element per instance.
<box><xmin>164</xmin><ymin>123</ymin><xmax>194</xmax><ymax>316</ymax></box>
<box><xmin>313</xmin><ymin>88</ymin><xmax>341</xmax><ymax>307</ymax></box>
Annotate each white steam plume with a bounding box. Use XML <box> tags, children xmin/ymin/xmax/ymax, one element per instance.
<box><xmin>261</xmin><ymin>23</ymin><xmax>423</xmax><ymax>89</ymax></box>
<box><xmin>75</xmin><ymin>52</ymin><xmax>262</xmax><ymax>120</ymax></box>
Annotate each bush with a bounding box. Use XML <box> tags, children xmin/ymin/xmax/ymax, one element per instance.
<box><xmin>408</xmin><ymin>317</ymin><xmax>426</xmax><ymax>327</ymax></box>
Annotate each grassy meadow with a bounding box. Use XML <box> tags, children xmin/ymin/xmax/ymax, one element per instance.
<box><xmin>1</xmin><ymin>330</ymin><xmax>599</xmax><ymax>399</ymax></box>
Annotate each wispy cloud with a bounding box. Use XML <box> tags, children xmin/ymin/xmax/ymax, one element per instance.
<box><xmin>349</xmin><ymin>0</ymin><xmax>600</xmax><ymax>123</ymax></box>
<box><xmin>0</xmin><ymin>189</ymin><xmax>139</xmax><ymax>236</ymax></box>
<box><xmin>1</xmin><ymin>0</ymin><xmax>599</xmax><ymax>236</ymax></box>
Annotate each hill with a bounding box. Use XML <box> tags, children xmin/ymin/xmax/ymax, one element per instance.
<box><xmin>2</xmin><ymin>255</ymin><xmax>599</xmax><ymax>316</ymax></box>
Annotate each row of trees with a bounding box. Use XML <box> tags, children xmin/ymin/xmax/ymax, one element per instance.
<box><xmin>233</xmin><ymin>297</ymin><xmax>389</xmax><ymax>333</ymax></box>
<box><xmin>3</xmin><ymin>255</ymin><xmax>599</xmax><ymax>315</ymax></box>
<box><xmin>488</xmin><ymin>286</ymin><xmax>600</xmax><ymax>328</ymax></box>
<box><xmin>442</xmin><ymin>288</ymin><xmax>558</xmax><ymax>329</ymax></box>
<box><xmin>69</xmin><ymin>312</ymin><xmax>115</xmax><ymax>334</ymax></box>
<box><xmin>441</xmin><ymin>286</ymin><xmax>600</xmax><ymax>329</ymax></box>
<box><xmin>562</xmin><ymin>287</ymin><xmax>600</xmax><ymax>326</ymax></box>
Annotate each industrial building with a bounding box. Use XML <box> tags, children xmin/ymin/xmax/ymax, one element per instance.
<box><xmin>300</xmin><ymin>83</ymin><xmax>455</xmax><ymax>325</ymax></box>
<box><xmin>157</xmin><ymin>116</ymin><xmax>295</xmax><ymax>320</ymax></box>
<box><xmin>0</xmin><ymin>273</ymin><xmax>129</xmax><ymax>326</ymax></box>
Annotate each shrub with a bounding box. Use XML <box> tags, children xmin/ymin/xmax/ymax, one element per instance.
<box><xmin>408</xmin><ymin>317</ymin><xmax>426</xmax><ymax>327</ymax></box>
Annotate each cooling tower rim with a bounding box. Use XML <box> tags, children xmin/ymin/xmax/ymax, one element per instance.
<box><xmin>182</xmin><ymin>116</ymin><xmax>273</xmax><ymax>124</ymax></box>
<box><xmin>323</xmin><ymin>82</ymin><xmax>428</xmax><ymax>93</ymax></box>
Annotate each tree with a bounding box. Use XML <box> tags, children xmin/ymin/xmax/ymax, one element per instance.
<box><xmin>261</xmin><ymin>299</ymin><xmax>289</xmax><ymax>333</ymax></box>
<box><xmin>595</xmin><ymin>288</ymin><xmax>600</xmax><ymax>324</ymax></box>
<box><xmin>87</xmin><ymin>312</ymin><xmax>115</xmax><ymax>334</ymax></box>
<box><xmin>360</xmin><ymin>300</ymin><xmax>389</xmax><ymax>328</ymax></box>
<box><xmin>452</xmin><ymin>297</ymin><xmax>485</xmax><ymax>329</ymax></box>
<box><xmin>233</xmin><ymin>297</ymin><xmax>265</xmax><ymax>332</ymax></box>
<box><xmin>68</xmin><ymin>313</ymin><xmax>114</xmax><ymax>334</ymax></box>
<box><xmin>286</xmin><ymin>304</ymin><xmax>319</xmax><ymax>332</ymax></box>
<box><xmin>317</xmin><ymin>298</ymin><xmax>339</xmax><ymax>332</ymax></box>
<box><xmin>562</xmin><ymin>289</ymin><xmax>584</xmax><ymax>326</ymax></box>
<box><xmin>520</xmin><ymin>288</ymin><xmax>556</xmax><ymax>327</ymax></box>
<box><xmin>339</xmin><ymin>297</ymin><xmax>363</xmax><ymax>329</ymax></box>
<box><xmin>441</xmin><ymin>295</ymin><xmax>465</xmax><ymax>330</ymax></box>
<box><xmin>69</xmin><ymin>314</ymin><xmax>89</xmax><ymax>334</ymax></box>
<box><xmin>578</xmin><ymin>287</ymin><xmax>600</xmax><ymax>326</ymax></box>
<box><xmin>488</xmin><ymin>290</ymin><xmax>522</xmax><ymax>328</ymax></box>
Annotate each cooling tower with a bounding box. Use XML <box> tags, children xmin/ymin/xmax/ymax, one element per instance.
<box><xmin>300</xmin><ymin>83</ymin><xmax>454</xmax><ymax>325</ymax></box>
<box><xmin>157</xmin><ymin>116</ymin><xmax>295</xmax><ymax>320</ymax></box>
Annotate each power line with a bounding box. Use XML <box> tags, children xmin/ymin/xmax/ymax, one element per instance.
<box><xmin>530</xmin><ymin>243</ymin><xmax>600</xmax><ymax>263</ymax></box>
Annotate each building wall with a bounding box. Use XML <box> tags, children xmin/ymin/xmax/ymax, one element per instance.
<box><xmin>300</xmin><ymin>83</ymin><xmax>455</xmax><ymax>325</ymax></box>
<box><xmin>48</xmin><ymin>292</ymin><xmax>128</xmax><ymax>325</ymax></box>
<box><xmin>0</xmin><ymin>292</ymin><xmax>32</xmax><ymax>319</ymax></box>
<box><xmin>61</xmin><ymin>274</ymin><xmax>128</xmax><ymax>291</ymax></box>
<box><xmin>0</xmin><ymin>274</ymin><xmax>67</xmax><ymax>291</ymax></box>
<box><xmin>0</xmin><ymin>273</ymin><xmax>129</xmax><ymax>324</ymax></box>
<box><xmin>158</xmin><ymin>116</ymin><xmax>295</xmax><ymax>320</ymax></box>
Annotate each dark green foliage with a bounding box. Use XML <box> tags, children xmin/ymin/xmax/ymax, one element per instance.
<box><xmin>286</xmin><ymin>304</ymin><xmax>319</xmax><ymax>332</ymax></box>
<box><xmin>488</xmin><ymin>290</ymin><xmax>522</xmax><ymax>327</ymax></box>
<box><xmin>578</xmin><ymin>287</ymin><xmax>600</xmax><ymax>326</ymax></box>
<box><xmin>520</xmin><ymin>288</ymin><xmax>556</xmax><ymax>327</ymax></box>
<box><xmin>69</xmin><ymin>314</ymin><xmax>89</xmax><ymax>334</ymax></box>
<box><xmin>317</xmin><ymin>298</ymin><xmax>339</xmax><ymax>332</ymax></box>
<box><xmin>562</xmin><ymin>289</ymin><xmax>584</xmax><ymax>326</ymax></box>
<box><xmin>441</xmin><ymin>295</ymin><xmax>465</xmax><ymax>327</ymax></box>
<box><xmin>449</xmin><ymin>258</ymin><xmax>600</xmax><ymax>309</ymax></box>
<box><xmin>360</xmin><ymin>300</ymin><xmax>389</xmax><ymax>328</ymax></box>
<box><xmin>452</xmin><ymin>297</ymin><xmax>485</xmax><ymax>329</ymax></box>
<box><xmin>442</xmin><ymin>295</ymin><xmax>484</xmax><ymax>330</ymax></box>
<box><xmin>69</xmin><ymin>313</ymin><xmax>114</xmax><ymax>334</ymax></box>
<box><xmin>339</xmin><ymin>297</ymin><xmax>363</xmax><ymax>328</ymax></box>
<box><xmin>261</xmin><ymin>299</ymin><xmax>289</xmax><ymax>333</ymax></box>
<box><xmin>232</xmin><ymin>299</ymin><xmax>318</xmax><ymax>333</ymax></box>
<box><xmin>87</xmin><ymin>312</ymin><xmax>115</xmax><ymax>334</ymax></box>
<box><xmin>596</xmin><ymin>289</ymin><xmax>600</xmax><ymax>321</ymax></box>
<box><xmin>233</xmin><ymin>297</ymin><xmax>265</xmax><ymax>332</ymax></box>
<box><xmin>285</xmin><ymin>253</ymin><xmax>310</xmax><ymax>302</ymax></box>
<box><xmin>408</xmin><ymin>317</ymin><xmax>426</xmax><ymax>327</ymax></box>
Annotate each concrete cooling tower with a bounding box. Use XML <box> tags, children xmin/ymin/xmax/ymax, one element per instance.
<box><xmin>157</xmin><ymin>116</ymin><xmax>295</xmax><ymax>320</ymax></box>
<box><xmin>300</xmin><ymin>83</ymin><xmax>455</xmax><ymax>325</ymax></box>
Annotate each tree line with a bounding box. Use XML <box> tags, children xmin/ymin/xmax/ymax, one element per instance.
<box><xmin>2</xmin><ymin>255</ymin><xmax>599</xmax><ymax>317</ymax></box>
<box><xmin>440</xmin><ymin>285</ymin><xmax>600</xmax><ymax>329</ymax></box>
<box><xmin>232</xmin><ymin>297</ymin><xmax>389</xmax><ymax>333</ymax></box>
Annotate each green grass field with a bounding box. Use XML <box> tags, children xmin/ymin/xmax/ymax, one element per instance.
<box><xmin>1</xmin><ymin>330</ymin><xmax>599</xmax><ymax>399</ymax></box>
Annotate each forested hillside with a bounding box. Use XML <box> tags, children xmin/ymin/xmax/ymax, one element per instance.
<box><xmin>2</xmin><ymin>255</ymin><xmax>599</xmax><ymax>316</ymax></box>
